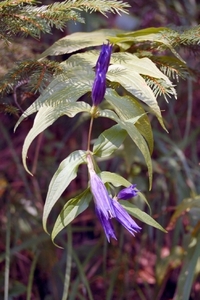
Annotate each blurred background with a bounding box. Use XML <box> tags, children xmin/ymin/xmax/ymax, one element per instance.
<box><xmin>0</xmin><ymin>0</ymin><xmax>200</xmax><ymax>299</ymax></box>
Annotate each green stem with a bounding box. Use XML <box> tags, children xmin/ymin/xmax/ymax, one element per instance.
<box><xmin>26</xmin><ymin>251</ymin><xmax>39</xmax><ymax>300</ymax></box>
<box><xmin>62</xmin><ymin>224</ymin><xmax>72</xmax><ymax>300</ymax></box>
<box><xmin>87</xmin><ymin>116</ymin><xmax>94</xmax><ymax>151</ymax></box>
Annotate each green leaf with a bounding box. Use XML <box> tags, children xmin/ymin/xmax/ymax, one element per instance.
<box><xmin>105</xmin><ymin>89</ymin><xmax>154</xmax><ymax>154</ymax></box>
<box><xmin>107</xmin><ymin>64</ymin><xmax>166</xmax><ymax>129</ymax></box>
<box><xmin>121</xmin><ymin>120</ymin><xmax>152</xmax><ymax>189</ymax></box>
<box><xmin>115</xmin><ymin>27</ymin><xmax>169</xmax><ymax>40</ymax></box>
<box><xmin>120</xmin><ymin>201</ymin><xmax>167</xmax><ymax>232</ymax></box>
<box><xmin>21</xmin><ymin>102</ymin><xmax>91</xmax><ymax>174</ymax></box>
<box><xmin>110</xmin><ymin>52</ymin><xmax>177</xmax><ymax>102</ymax></box>
<box><xmin>51</xmin><ymin>189</ymin><xmax>92</xmax><ymax>244</ymax></box>
<box><xmin>97</xmin><ymin>109</ymin><xmax>152</xmax><ymax>189</ymax></box>
<box><xmin>111</xmin><ymin>52</ymin><xmax>175</xmax><ymax>83</ymax></box>
<box><xmin>43</xmin><ymin>150</ymin><xmax>87</xmax><ymax>233</ymax></box>
<box><xmin>15</xmin><ymin>68</ymin><xmax>93</xmax><ymax>129</ymax></box>
<box><xmin>93</xmin><ymin>124</ymin><xmax>127</xmax><ymax>157</ymax></box>
<box><xmin>39</xmin><ymin>29</ymin><xmax>121</xmax><ymax>58</ymax></box>
<box><xmin>109</xmin><ymin>27</ymin><xmax>185</xmax><ymax>63</ymax></box>
<box><xmin>175</xmin><ymin>232</ymin><xmax>200</xmax><ymax>300</ymax></box>
<box><xmin>167</xmin><ymin>196</ymin><xmax>200</xmax><ymax>230</ymax></box>
<box><xmin>97</xmin><ymin>108</ymin><xmax>121</xmax><ymax>122</ymax></box>
<box><xmin>99</xmin><ymin>171</ymin><xmax>131</xmax><ymax>187</ymax></box>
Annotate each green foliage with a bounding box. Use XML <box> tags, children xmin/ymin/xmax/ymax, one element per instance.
<box><xmin>0</xmin><ymin>59</ymin><xmax>61</xmax><ymax>95</ymax></box>
<box><xmin>175</xmin><ymin>229</ymin><xmax>200</xmax><ymax>300</ymax></box>
<box><xmin>120</xmin><ymin>201</ymin><xmax>166</xmax><ymax>232</ymax></box>
<box><xmin>43</xmin><ymin>150</ymin><xmax>87</xmax><ymax>233</ymax></box>
<box><xmin>93</xmin><ymin>124</ymin><xmax>127</xmax><ymax>157</ymax></box>
<box><xmin>0</xmin><ymin>0</ymin><xmax>129</xmax><ymax>42</ymax></box>
<box><xmin>51</xmin><ymin>189</ymin><xmax>92</xmax><ymax>244</ymax></box>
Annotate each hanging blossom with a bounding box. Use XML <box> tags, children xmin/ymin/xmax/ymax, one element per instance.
<box><xmin>87</xmin><ymin>154</ymin><xmax>141</xmax><ymax>242</ymax></box>
<box><xmin>91</xmin><ymin>43</ymin><xmax>112</xmax><ymax>106</ymax></box>
<box><xmin>117</xmin><ymin>184</ymin><xmax>138</xmax><ymax>200</ymax></box>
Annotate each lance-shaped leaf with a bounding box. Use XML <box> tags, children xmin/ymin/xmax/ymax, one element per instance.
<box><xmin>39</xmin><ymin>29</ymin><xmax>121</xmax><ymax>59</ymax></box>
<box><xmin>105</xmin><ymin>89</ymin><xmax>154</xmax><ymax>153</ymax></box>
<box><xmin>110</xmin><ymin>27</ymin><xmax>169</xmax><ymax>44</ymax></box>
<box><xmin>111</xmin><ymin>52</ymin><xmax>175</xmax><ymax>83</ymax></box>
<box><xmin>107</xmin><ymin>64</ymin><xmax>165</xmax><ymax>128</ymax></box>
<box><xmin>120</xmin><ymin>201</ymin><xmax>167</xmax><ymax>232</ymax></box>
<box><xmin>109</xmin><ymin>27</ymin><xmax>185</xmax><ymax>63</ymax></box>
<box><xmin>93</xmin><ymin>124</ymin><xmax>127</xmax><ymax>157</ymax></box>
<box><xmin>100</xmin><ymin>171</ymin><xmax>131</xmax><ymax>187</ymax></box>
<box><xmin>21</xmin><ymin>102</ymin><xmax>91</xmax><ymax>174</ymax></box>
<box><xmin>43</xmin><ymin>150</ymin><xmax>87</xmax><ymax>233</ymax></box>
<box><xmin>111</xmin><ymin>52</ymin><xmax>177</xmax><ymax>102</ymax></box>
<box><xmin>175</xmin><ymin>231</ymin><xmax>200</xmax><ymax>300</ymax></box>
<box><xmin>15</xmin><ymin>67</ymin><xmax>93</xmax><ymax>129</ymax></box>
<box><xmin>97</xmin><ymin>109</ymin><xmax>153</xmax><ymax>189</ymax></box>
<box><xmin>51</xmin><ymin>189</ymin><xmax>92</xmax><ymax>244</ymax></box>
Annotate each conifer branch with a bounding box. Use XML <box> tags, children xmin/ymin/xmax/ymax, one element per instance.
<box><xmin>0</xmin><ymin>103</ymin><xmax>19</xmax><ymax>116</ymax></box>
<box><xmin>0</xmin><ymin>60</ymin><xmax>61</xmax><ymax>95</ymax></box>
<box><xmin>144</xmin><ymin>75</ymin><xmax>176</xmax><ymax>101</ymax></box>
<box><xmin>152</xmin><ymin>56</ymin><xmax>191</xmax><ymax>80</ymax></box>
<box><xmin>0</xmin><ymin>0</ymin><xmax>129</xmax><ymax>41</ymax></box>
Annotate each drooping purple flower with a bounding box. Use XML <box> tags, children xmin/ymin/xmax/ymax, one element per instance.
<box><xmin>95</xmin><ymin>206</ymin><xmax>117</xmax><ymax>242</ymax></box>
<box><xmin>117</xmin><ymin>184</ymin><xmax>138</xmax><ymax>200</ymax></box>
<box><xmin>87</xmin><ymin>154</ymin><xmax>116</xmax><ymax>242</ymax></box>
<box><xmin>89</xmin><ymin>168</ymin><xmax>117</xmax><ymax>242</ymax></box>
<box><xmin>92</xmin><ymin>43</ymin><xmax>112</xmax><ymax>106</ymax></box>
<box><xmin>112</xmin><ymin>199</ymin><xmax>141</xmax><ymax>236</ymax></box>
<box><xmin>87</xmin><ymin>155</ymin><xmax>141</xmax><ymax>242</ymax></box>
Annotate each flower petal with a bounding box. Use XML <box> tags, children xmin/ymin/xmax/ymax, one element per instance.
<box><xmin>91</xmin><ymin>71</ymin><xmax>106</xmax><ymax>106</ymax></box>
<box><xmin>95</xmin><ymin>43</ymin><xmax>112</xmax><ymax>73</ymax></box>
<box><xmin>117</xmin><ymin>184</ymin><xmax>138</xmax><ymax>200</ymax></box>
<box><xmin>89</xmin><ymin>170</ymin><xmax>116</xmax><ymax>220</ymax></box>
<box><xmin>96</xmin><ymin>207</ymin><xmax>117</xmax><ymax>242</ymax></box>
<box><xmin>112</xmin><ymin>199</ymin><xmax>141</xmax><ymax>236</ymax></box>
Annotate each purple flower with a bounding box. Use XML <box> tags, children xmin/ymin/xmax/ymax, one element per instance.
<box><xmin>92</xmin><ymin>43</ymin><xmax>112</xmax><ymax>106</ymax></box>
<box><xmin>95</xmin><ymin>207</ymin><xmax>117</xmax><ymax>242</ymax></box>
<box><xmin>117</xmin><ymin>184</ymin><xmax>138</xmax><ymax>200</ymax></box>
<box><xmin>91</xmin><ymin>71</ymin><xmax>106</xmax><ymax>107</ymax></box>
<box><xmin>95</xmin><ymin>43</ymin><xmax>112</xmax><ymax>74</ymax></box>
<box><xmin>112</xmin><ymin>199</ymin><xmax>141</xmax><ymax>236</ymax></box>
<box><xmin>87</xmin><ymin>156</ymin><xmax>141</xmax><ymax>242</ymax></box>
<box><xmin>89</xmin><ymin>168</ymin><xmax>117</xmax><ymax>242</ymax></box>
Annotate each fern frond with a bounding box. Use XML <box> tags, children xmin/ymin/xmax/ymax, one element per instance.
<box><xmin>0</xmin><ymin>60</ymin><xmax>61</xmax><ymax>95</ymax></box>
